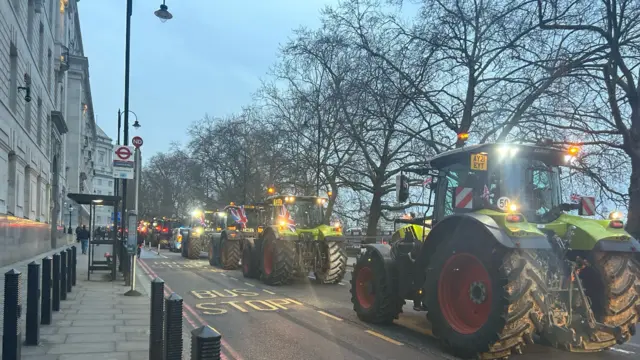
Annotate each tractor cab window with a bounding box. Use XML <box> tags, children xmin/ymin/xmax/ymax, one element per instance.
<box><xmin>438</xmin><ymin>165</ymin><xmax>487</xmax><ymax>219</ymax></box>
<box><xmin>285</xmin><ymin>200</ymin><xmax>325</xmax><ymax>228</ymax></box>
<box><xmin>495</xmin><ymin>159</ymin><xmax>562</xmax><ymax>223</ymax></box>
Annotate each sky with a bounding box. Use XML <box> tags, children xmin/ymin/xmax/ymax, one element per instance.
<box><xmin>77</xmin><ymin>0</ymin><xmax>339</xmax><ymax>158</ymax></box>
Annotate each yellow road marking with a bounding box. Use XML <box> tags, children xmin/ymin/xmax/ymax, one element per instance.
<box><xmin>317</xmin><ymin>311</ymin><xmax>343</xmax><ymax>321</ymax></box>
<box><xmin>244</xmin><ymin>282</ymin><xmax>255</xmax><ymax>287</ymax></box>
<box><xmin>262</xmin><ymin>289</ymin><xmax>276</xmax><ymax>295</ymax></box>
<box><xmin>365</xmin><ymin>330</ymin><xmax>404</xmax><ymax>345</ymax></box>
<box><xmin>394</xmin><ymin>318</ymin><xmax>434</xmax><ymax>337</ymax></box>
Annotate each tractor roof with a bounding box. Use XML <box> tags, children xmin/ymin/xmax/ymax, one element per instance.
<box><xmin>223</xmin><ymin>204</ymin><xmax>263</xmax><ymax>211</ymax></box>
<box><xmin>265</xmin><ymin>195</ymin><xmax>326</xmax><ymax>202</ymax></box>
<box><xmin>427</xmin><ymin>143</ymin><xmax>569</xmax><ymax>170</ymax></box>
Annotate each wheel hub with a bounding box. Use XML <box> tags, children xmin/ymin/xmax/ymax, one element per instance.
<box><xmin>469</xmin><ymin>281</ymin><xmax>487</xmax><ymax>304</ymax></box>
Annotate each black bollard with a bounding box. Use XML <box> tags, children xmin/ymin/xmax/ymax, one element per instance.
<box><xmin>2</xmin><ymin>269</ymin><xmax>22</xmax><ymax>359</ymax></box>
<box><xmin>71</xmin><ymin>246</ymin><xmax>77</xmax><ymax>286</ymax></box>
<box><xmin>164</xmin><ymin>293</ymin><xmax>183</xmax><ymax>360</ymax></box>
<box><xmin>52</xmin><ymin>254</ymin><xmax>61</xmax><ymax>311</ymax></box>
<box><xmin>191</xmin><ymin>325</ymin><xmax>222</xmax><ymax>360</ymax></box>
<box><xmin>149</xmin><ymin>277</ymin><xmax>165</xmax><ymax>360</ymax></box>
<box><xmin>41</xmin><ymin>256</ymin><xmax>52</xmax><ymax>325</ymax></box>
<box><xmin>25</xmin><ymin>262</ymin><xmax>40</xmax><ymax>346</ymax></box>
<box><xmin>59</xmin><ymin>251</ymin><xmax>67</xmax><ymax>301</ymax></box>
<box><xmin>65</xmin><ymin>248</ymin><xmax>72</xmax><ymax>293</ymax></box>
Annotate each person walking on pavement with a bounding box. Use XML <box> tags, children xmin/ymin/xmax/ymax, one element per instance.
<box><xmin>78</xmin><ymin>225</ymin><xmax>91</xmax><ymax>255</ymax></box>
<box><xmin>75</xmin><ymin>224</ymin><xmax>82</xmax><ymax>243</ymax></box>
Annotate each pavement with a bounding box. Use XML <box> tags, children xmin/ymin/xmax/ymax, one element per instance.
<box><xmin>0</xmin><ymin>238</ymin><xmax>164</xmax><ymax>360</ymax></box>
<box><xmin>137</xmin><ymin>248</ymin><xmax>640</xmax><ymax>360</ymax></box>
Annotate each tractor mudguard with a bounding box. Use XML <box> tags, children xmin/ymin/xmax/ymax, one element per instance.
<box><xmin>592</xmin><ymin>238</ymin><xmax>640</xmax><ymax>252</ymax></box>
<box><xmin>224</xmin><ymin>230</ymin><xmax>243</xmax><ymax>242</ymax></box>
<box><xmin>360</xmin><ymin>243</ymin><xmax>398</xmax><ymax>291</ymax></box>
<box><xmin>414</xmin><ymin>214</ymin><xmax>550</xmax><ymax>268</ymax></box>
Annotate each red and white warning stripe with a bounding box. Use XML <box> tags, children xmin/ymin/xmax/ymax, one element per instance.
<box><xmin>581</xmin><ymin>196</ymin><xmax>596</xmax><ymax>216</ymax></box>
<box><xmin>455</xmin><ymin>187</ymin><xmax>473</xmax><ymax>209</ymax></box>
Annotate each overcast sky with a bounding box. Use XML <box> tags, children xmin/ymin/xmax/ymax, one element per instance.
<box><xmin>78</xmin><ymin>0</ymin><xmax>339</xmax><ymax>158</ymax></box>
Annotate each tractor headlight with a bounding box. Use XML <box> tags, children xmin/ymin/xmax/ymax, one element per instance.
<box><xmin>609</xmin><ymin>211</ymin><xmax>624</xmax><ymax>221</ymax></box>
<box><xmin>193</xmin><ymin>227</ymin><xmax>204</xmax><ymax>236</ymax></box>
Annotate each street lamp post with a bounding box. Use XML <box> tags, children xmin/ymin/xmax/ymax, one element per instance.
<box><xmin>119</xmin><ymin>0</ymin><xmax>172</xmax><ymax>292</ymax></box>
<box><xmin>67</xmin><ymin>205</ymin><xmax>73</xmax><ymax>234</ymax></box>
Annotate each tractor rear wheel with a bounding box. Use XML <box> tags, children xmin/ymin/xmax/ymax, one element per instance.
<box><xmin>261</xmin><ymin>237</ymin><xmax>294</xmax><ymax>285</ymax></box>
<box><xmin>243</xmin><ymin>244</ymin><xmax>259</xmax><ymax>279</ymax></box>
<box><xmin>350</xmin><ymin>250</ymin><xmax>404</xmax><ymax>324</ymax></box>
<box><xmin>571</xmin><ymin>252</ymin><xmax>640</xmax><ymax>351</ymax></box>
<box><xmin>425</xmin><ymin>234</ymin><xmax>543</xmax><ymax>359</ymax></box>
<box><xmin>186</xmin><ymin>237</ymin><xmax>204</xmax><ymax>259</ymax></box>
<box><xmin>220</xmin><ymin>238</ymin><xmax>240</xmax><ymax>270</ymax></box>
<box><xmin>314</xmin><ymin>241</ymin><xmax>347</xmax><ymax>284</ymax></box>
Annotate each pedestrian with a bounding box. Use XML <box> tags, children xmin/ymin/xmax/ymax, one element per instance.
<box><xmin>75</xmin><ymin>224</ymin><xmax>82</xmax><ymax>243</ymax></box>
<box><xmin>78</xmin><ymin>225</ymin><xmax>90</xmax><ymax>255</ymax></box>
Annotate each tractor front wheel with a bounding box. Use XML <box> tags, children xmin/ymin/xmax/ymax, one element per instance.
<box><xmin>350</xmin><ymin>251</ymin><xmax>404</xmax><ymax>324</ymax></box>
<box><xmin>220</xmin><ymin>238</ymin><xmax>241</xmax><ymax>270</ymax></box>
<box><xmin>425</xmin><ymin>233</ymin><xmax>542</xmax><ymax>359</ymax></box>
<box><xmin>261</xmin><ymin>237</ymin><xmax>294</xmax><ymax>286</ymax></box>
<box><xmin>208</xmin><ymin>239</ymin><xmax>217</xmax><ymax>266</ymax></box>
<box><xmin>314</xmin><ymin>241</ymin><xmax>347</xmax><ymax>284</ymax></box>
<box><xmin>243</xmin><ymin>244</ymin><xmax>259</xmax><ymax>279</ymax></box>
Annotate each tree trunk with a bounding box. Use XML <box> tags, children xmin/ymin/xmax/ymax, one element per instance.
<box><xmin>324</xmin><ymin>186</ymin><xmax>337</xmax><ymax>223</ymax></box>
<box><xmin>626</xmin><ymin>157</ymin><xmax>640</xmax><ymax>238</ymax></box>
<box><xmin>365</xmin><ymin>188</ymin><xmax>383</xmax><ymax>242</ymax></box>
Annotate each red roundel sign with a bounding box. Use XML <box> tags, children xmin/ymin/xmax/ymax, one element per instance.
<box><xmin>115</xmin><ymin>146</ymin><xmax>132</xmax><ymax>160</ymax></box>
<box><xmin>132</xmin><ymin>136</ymin><xmax>143</xmax><ymax>148</ymax></box>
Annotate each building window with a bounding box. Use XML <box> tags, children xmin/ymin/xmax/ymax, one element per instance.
<box><xmin>108</xmin><ymin>181</ymin><xmax>112</xmax><ymax>187</ymax></box>
<box><xmin>97</xmin><ymin>179</ymin><xmax>102</xmax><ymax>185</ymax></box>
<box><xmin>47</xmin><ymin>49</ymin><xmax>52</xmax><ymax>92</ymax></box>
<box><xmin>9</xmin><ymin>43</ymin><xmax>18</xmax><ymax>113</ymax></box>
<box><xmin>96</xmin><ymin>190</ymin><xmax>102</xmax><ymax>194</ymax></box>
<box><xmin>97</xmin><ymin>216</ymin><xmax>102</xmax><ymax>223</ymax></box>
<box><xmin>46</xmin><ymin>115</ymin><xmax>51</xmax><ymax>156</ymax></box>
<box><xmin>37</xmin><ymin>98</ymin><xmax>43</xmax><ymax>146</ymax></box>
<box><xmin>108</xmin><ymin>191</ymin><xmax>113</xmax><ymax>196</ymax></box>
<box><xmin>27</xmin><ymin>1</ymin><xmax>35</xmax><ymax>46</ymax></box>
<box><xmin>38</xmin><ymin>23</ymin><xmax>45</xmax><ymax>70</ymax></box>
<box><xmin>98</xmin><ymin>151</ymin><xmax>105</xmax><ymax>164</ymax></box>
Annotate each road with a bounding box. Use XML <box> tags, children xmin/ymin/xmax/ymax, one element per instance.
<box><xmin>137</xmin><ymin>248</ymin><xmax>640</xmax><ymax>360</ymax></box>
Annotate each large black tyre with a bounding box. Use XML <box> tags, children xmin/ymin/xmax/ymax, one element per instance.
<box><xmin>424</xmin><ymin>234</ymin><xmax>544</xmax><ymax>359</ymax></box>
<box><xmin>208</xmin><ymin>239</ymin><xmax>217</xmax><ymax>266</ymax></box>
<box><xmin>261</xmin><ymin>235</ymin><xmax>295</xmax><ymax>286</ymax></box>
<box><xmin>242</xmin><ymin>243</ymin><xmax>259</xmax><ymax>279</ymax></box>
<box><xmin>350</xmin><ymin>249</ymin><xmax>404</xmax><ymax>324</ymax></box>
<box><xmin>186</xmin><ymin>236</ymin><xmax>205</xmax><ymax>259</ymax></box>
<box><xmin>314</xmin><ymin>241</ymin><xmax>347</xmax><ymax>284</ymax></box>
<box><xmin>570</xmin><ymin>252</ymin><xmax>640</xmax><ymax>351</ymax></box>
<box><xmin>220</xmin><ymin>237</ymin><xmax>241</xmax><ymax>270</ymax></box>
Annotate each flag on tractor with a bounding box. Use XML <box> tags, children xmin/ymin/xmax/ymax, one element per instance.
<box><xmin>229</xmin><ymin>206</ymin><xmax>248</xmax><ymax>228</ymax></box>
<box><xmin>278</xmin><ymin>206</ymin><xmax>296</xmax><ymax>232</ymax></box>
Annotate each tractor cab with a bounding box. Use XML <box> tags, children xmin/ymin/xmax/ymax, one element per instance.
<box><xmin>427</xmin><ymin>143</ymin><xmax>590</xmax><ymax>225</ymax></box>
<box><xmin>265</xmin><ymin>195</ymin><xmax>340</xmax><ymax>233</ymax></box>
<box><xmin>218</xmin><ymin>203</ymin><xmax>265</xmax><ymax>236</ymax></box>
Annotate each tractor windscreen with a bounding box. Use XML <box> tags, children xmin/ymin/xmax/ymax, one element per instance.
<box><xmin>491</xmin><ymin>158</ymin><xmax>563</xmax><ymax>222</ymax></box>
<box><xmin>244</xmin><ymin>209</ymin><xmax>261</xmax><ymax>228</ymax></box>
<box><xmin>286</xmin><ymin>200</ymin><xmax>325</xmax><ymax>228</ymax></box>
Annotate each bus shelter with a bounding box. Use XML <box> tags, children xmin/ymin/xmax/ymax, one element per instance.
<box><xmin>66</xmin><ymin>193</ymin><xmax>121</xmax><ymax>281</ymax></box>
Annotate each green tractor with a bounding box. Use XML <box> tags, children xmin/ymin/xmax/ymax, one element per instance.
<box><xmin>208</xmin><ymin>204</ymin><xmax>265</xmax><ymax>270</ymax></box>
<box><xmin>351</xmin><ymin>143</ymin><xmax>640</xmax><ymax>359</ymax></box>
<box><xmin>180</xmin><ymin>210</ymin><xmax>219</xmax><ymax>259</ymax></box>
<box><xmin>242</xmin><ymin>194</ymin><xmax>348</xmax><ymax>285</ymax></box>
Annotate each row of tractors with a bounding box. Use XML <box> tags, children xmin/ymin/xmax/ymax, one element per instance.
<box><xmin>175</xmin><ymin>142</ymin><xmax>640</xmax><ymax>359</ymax></box>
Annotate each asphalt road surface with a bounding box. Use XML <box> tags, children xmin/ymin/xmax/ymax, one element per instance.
<box><xmin>137</xmin><ymin>248</ymin><xmax>640</xmax><ymax>360</ymax></box>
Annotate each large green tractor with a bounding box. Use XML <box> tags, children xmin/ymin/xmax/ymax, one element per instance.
<box><xmin>243</xmin><ymin>194</ymin><xmax>348</xmax><ymax>285</ymax></box>
<box><xmin>180</xmin><ymin>210</ymin><xmax>218</xmax><ymax>259</ymax></box>
<box><xmin>208</xmin><ymin>204</ymin><xmax>265</xmax><ymax>270</ymax></box>
<box><xmin>351</xmin><ymin>143</ymin><xmax>640</xmax><ymax>359</ymax></box>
